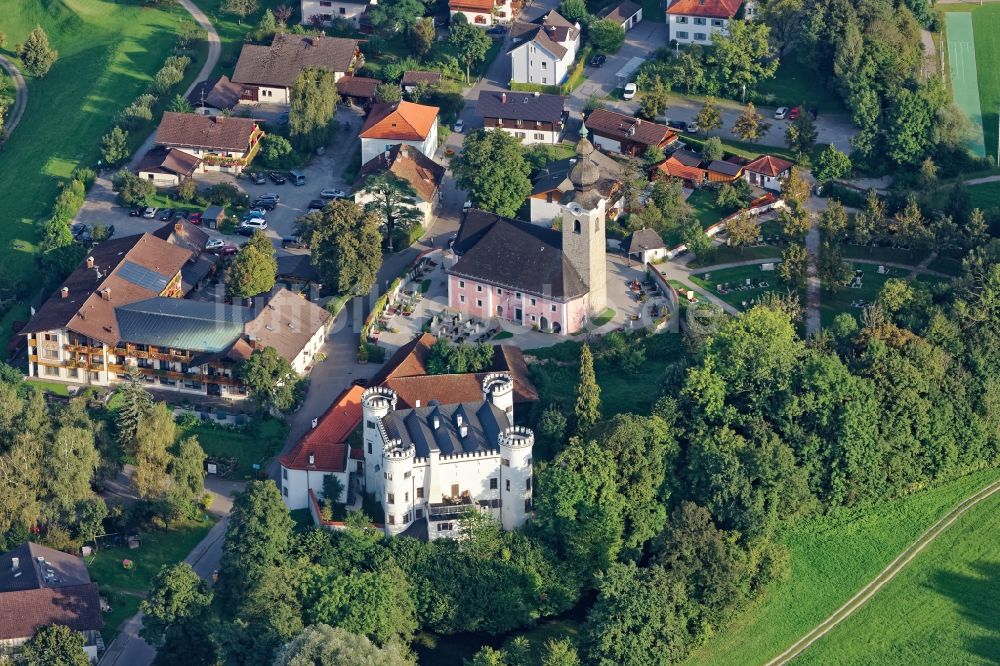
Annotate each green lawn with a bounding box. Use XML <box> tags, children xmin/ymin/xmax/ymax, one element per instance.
<box><xmin>86</xmin><ymin>517</ymin><xmax>216</xmax><ymax>642</ymax></box>
<box><xmin>690</xmin><ymin>263</ymin><xmax>783</xmax><ymax>311</ymax></box>
<box><xmin>178</xmin><ymin>418</ymin><xmax>288</xmax><ymax>479</ymax></box>
<box><xmin>0</xmin><ymin>0</ymin><xmax>206</xmax><ymax>282</ymax></box>
<box><xmin>819</xmin><ymin>262</ymin><xmax>898</xmax><ymax>328</ymax></box>
<box><xmin>687</xmin><ymin>243</ymin><xmax>783</xmax><ymax>268</ymax></box>
<box><xmin>683</xmin><ymin>468</ymin><xmax>1000</xmax><ymax>666</ymax></box>
<box><xmin>755</xmin><ymin>57</ymin><xmax>848</xmax><ymax>114</ymax></box>
<box><xmin>794</xmin><ymin>488</ymin><xmax>1000</xmax><ymax>665</ymax></box>
<box><xmin>931</xmin><ymin>181</ymin><xmax>1000</xmax><ymax>211</ymax></box>
<box><xmin>25</xmin><ymin>378</ymin><xmax>72</xmax><ymax>396</ymax></box>
<box><xmin>679</xmin><ymin>132</ymin><xmax>802</xmax><ymax>163</ymax></box>
<box><xmin>839</xmin><ymin>243</ymin><xmax>931</xmax><ymax>266</ymax></box>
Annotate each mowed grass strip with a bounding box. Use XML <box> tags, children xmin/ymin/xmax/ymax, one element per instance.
<box><xmin>682</xmin><ymin>468</ymin><xmax>1000</xmax><ymax>666</ymax></box>
<box><xmin>0</xmin><ymin>0</ymin><xmax>200</xmax><ymax>279</ymax></box>
<box><xmin>972</xmin><ymin>5</ymin><xmax>1000</xmax><ymax>162</ymax></box>
<box><xmin>794</xmin><ymin>488</ymin><xmax>1000</xmax><ymax>666</ymax></box>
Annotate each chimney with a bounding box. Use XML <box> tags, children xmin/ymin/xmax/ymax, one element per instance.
<box><xmin>312</xmin><ymin>418</ymin><xmax>318</xmax><ymax>429</ymax></box>
<box><xmin>11</xmin><ymin>557</ymin><xmax>19</xmax><ymax>571</ymax></box>
<box><xmin>415</xmin><ymin>399</ymin><xmax>420</xmax><ymax>407</ymax></box>
<box><xmin>60</xmin><ymin>287</ymin><xmax>69</xmax><ymax>299</ymax></box>
<box><xmin>636</xmin><ymin>119</ymin><xmax>641</xmax><ymax>125</ymax></box>
<box><xmin>102</xmin><ymin>288</ymin><xmax>112</xmax><ymax>301</ymax></box>
<box><xmin>460</xmin><ymin>424</ymin><xmax>468</xmax><ymax>438</ymax></box>
<box><xmin>501</xmin><ymin>92</ymin><xmax>507</xmax><ymax>104</ymax></box>
<box><xmin>456</xmin><ymin>414</ymin><xmax>463</xmax><ymax>427</ymax></box>
<box><xmin>308</xmin><ymin>453</ymin><xmax>315</xmax><ymax>465</ymax></box>
<box><xmin>86</xmin><ymin>256</ymin><xmax>94</xmax><ymax>269</ymax></box>
<box><xmin>432</xmin><ymin>415</ymin><xmax>440</xmax><ymax>430</ymax></box>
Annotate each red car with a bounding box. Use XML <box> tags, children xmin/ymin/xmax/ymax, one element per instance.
<box><xmin>188</xmin><ymin>212</ymin><xmax>203</xmax><ymax>225</ymax></box>
<box><xmin>788</xmin><ymin>107</ymin><xmax>800</xmax><ymax>121</ymax></box>
<box><xmin>208</xmin><ymin>243</ymin><xmax>238</xmax><ymax>256</ymax></box>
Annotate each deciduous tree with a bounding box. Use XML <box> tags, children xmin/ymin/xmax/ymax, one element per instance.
<box><xmin>695</xmin><ymin>97</ymin><xmax>722</xmax><ymax>135</ymax></box>
<box><xmin>227</xmin><ymin>231</ymin><xmax>277</xmax><ymax>298</ymax></box>
<box><xmin>701</xmin><ymin>136</ymin><xmax>724</xmax><ymax>161</ymax></box>
<box><xmin>779</xmin><ymin>243</ymin><xmax>808</xmax><ymax>287</ymax></box>
<box><xmin>449</xmin><ymin>14</ymin><xmax>492</xmax><ymax>83</ymax></box>
<box><xmin>784</xmin><ymin>108</ymin><xmax>817</xmax><ymax>157</ymax></box>
<box><xmin>223</xmin><ymin>0</ymin><xmax>259</xmax><ymax>23</ymax></box>
<box><xmin>452</xmin><ymin>129</ymin><xmax>532</xmax><ymax>217</ymax></box>
<box><xmin>100</xmin><ymin>126</ymin><xmax>129</xmax><ymax>166</ymax></box>
<box><xmin>638</xmin><ymin>77</ymin><xmax>669</xmax><ymax>120</ymax></box>
<box><xmin>819</xmin><ymin>199</ymin><xmax>848</xmax><ymax>241</ymax></box>
<box><xmin>732</xmin><ymin>102</ymin><xmax>769</xmax><ymax>142</ymax></box>
<box><xmin>558</xmin><ymin>0</ymin><xmax>589</xmax><ymax>22</ymax></box>
<box><xmin>274</xmin><ymin>624</ymin><xmax>413</xmax><ymax>666</ymax></box>
<box><xmin>726</xmin><ymin>211</ymin><xmax>758</xmax><ymax>250</ymax></box>
<box><xmin>289</xmin><ymin>68</ymin><xmax>339</xmax><ymax>153</ymax></box>
<box><xmin>300</xmin><ymin>198</ymin><xmax>383</xmax><ymax>293</ymax></box>
<box><xmin>711</xmin><ymin>21</ymin><xmax>776</xmax><ymax>97</ymax></box>
<box><xmin>812</xmin><ymin>144</ymin><xmax>851</xmax><ymax>183</ymax></box>
<box><xmin>21</xmin><ymin>624</ymin><xmax>89</xmax><ymax>666</ymax></box>
<box><xmin>140</xmin><ymin>563</ymin><xmax>214</xmax><ymax>645</ymax></box>
<box><xmin>589</xmin><ymin>19</ymin><xmax>626</xmax><ymax>53</ymax></box>
<box><xmin>239</xmin><ymin>347</ymin><xmax>300</xmax><ymax>413</ymax></box>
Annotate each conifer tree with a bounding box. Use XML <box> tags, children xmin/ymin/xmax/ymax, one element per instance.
<box><xmin>574</xmin><ymin>343</ymin><xmax>601</xmax><ymax>433</ymax></box>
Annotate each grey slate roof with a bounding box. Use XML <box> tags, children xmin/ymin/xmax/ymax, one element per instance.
<box><xmin>531</xmin><ymin>149</ymin><xmax>623</xmax><ymax>201</ymax></box>
<box><xmin>449</xmin><ymin>210</ymin><xmax>588</xmax><ymax>300</ymax></box>
<box><xmin>277</xmin><ymin>254</ymin><xmax>321</xmax><ymax>283</ymax></box>
<box><xmin>115</xmin><ymin>297</ymin><xmax>250</xmax><ymax>352</ymax></box>
<box><xmin>0</xmin><ymin>543</ymin><xmax>92</xmax><ymax>593</ymax></box>
<box><xmin>477</xmin><ymin>90</ymin><xmax>566</xmax><ymax>123</ymax></box>
<box><xmin>602</xmin><ymin>0</ymin><xmax>642</xmax><ymax>23</ymax></box>
<box><xmin>508</xmin><ymin>11</ymin><xmax>579</xmax><ymax>59</ymax></box>
<box><xmin>625</xmin><ymin>228</ymin><xmax>665</xmax><ymax>254</ymax></box>
<box><xmin>707</xmin><ymin>159</ymin><xmax>743</xmax><ymax>176</ymax></box>
<box><xmin>382</xmin><ymin>400</ymin><xmax>511</xmax><ymax>457</ymax></box>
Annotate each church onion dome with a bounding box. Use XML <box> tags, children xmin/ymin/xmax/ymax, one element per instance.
<box><xmin>569</xmin><ymin>133</ymin><xmax>600</xmax><ymax>191</ymax></box>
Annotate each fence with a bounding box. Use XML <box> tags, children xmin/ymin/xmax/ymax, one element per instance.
<box><xmin>665</xmin><ymin>194</ymin><xmax>785</xmax><ymax>259</ymax></box>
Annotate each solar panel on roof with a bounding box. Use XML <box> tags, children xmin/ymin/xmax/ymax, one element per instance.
<box><xmin>118</xmin><ymin>261</ymin><xmax>169</xmax><ymax>292</ymax></box>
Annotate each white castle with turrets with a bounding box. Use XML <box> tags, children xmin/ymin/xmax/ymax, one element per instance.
<box><xmin>360</xmin><ymin>373</ymin><xmax>533</xmax><ymax>539</ymax></box>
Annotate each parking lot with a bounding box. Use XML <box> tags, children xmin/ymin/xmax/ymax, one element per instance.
<box><xmin>76</xmin><ymin>108</ymin><xmax>367</xmax><ymax>260</ymax></box>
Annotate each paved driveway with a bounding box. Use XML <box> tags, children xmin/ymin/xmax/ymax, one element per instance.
<box><xmin>571</xmin><ymin>21</ymin><xmax>668</xmax><ymax>113</ymax></box>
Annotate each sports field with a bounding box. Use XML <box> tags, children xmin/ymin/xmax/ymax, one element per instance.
<box><xmin>795</xmin><ymin>488</ymin><xmax>1000</xmax><ymax>665</ymax></box>
<box><xmin>944</xmin><ymin>5</ymin><xmax>1000</xmax><ymax>162</ymax></box>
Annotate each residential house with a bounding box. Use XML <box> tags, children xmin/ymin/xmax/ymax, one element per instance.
<box><xmin>529</xmin><ymin>135</ymin><xmax>624</xmax><ymax>225</ymax></box>
<box><xmin>359</xmin><ymin>100</ymin><xmax>439</xmax><ymax>164</ymax></box>
<box><xmin>666</xmin><ymin>0</ymin><xmax>743</xmax><ymax>45</ymax></box>
<box><xmin>401</xmin><ymin>70</ymin><xmax>442</xmax><ymax>94</ymax></box>
<box><xmin>601</xmin><ymin>0</ymin><xmax>643</xmax><ymax>30</ymax></box>
<box><xmin>743</xmin><ymin>154</ymin><xmax>793</xmax><ymax>191</ymax></box>
<box><xmin>281</xmin><ymin>332</ymin><xmax>538</xmax><ymax>515</ymax></box>
<box><xmin>584</xmin><ymin>108</ymin><xmax>678</xmax><ymax>156</ymax></box>
<box><xmin>655</xmin><ymin>148</ymin><xmax>743</xmax><ymax>186</ymax></box>
<box><xmin>22</xmin><ymin>229</ymin><xmax>331</xmax><ymax>399</ymax></box>
<box><xmin>361</xmin><ymin>380</ymin><xmax>533</xmax><ymax>539</ymax></box>
<box><xmin>150</xmin><ymin>220</ymin><xmax>218</xmax><ymax>292</ymax></box>
<box><xmin>154</xmin><ymin>112</ymin><xmax>263</xmax><ymax>175</ymax></box>
<box><xmin>508</xmin><ymin>11</ymin><xmax>581</xmax><ymax>86</ymax></box>
<box><xmin>623</xmin><ymin>228</ymin><xmax>667</xmax><ymax>264</ymax></box>
<box><xmin>449</xmin><ymin>0</ymin><xmax>518</xmax><ymax>26</ymax></box>
<box><xmin>335</xmin><ymin>75</ymin><xmax>380</xmax><ymax>110</ymax></box>
<box><xmin>354</xmin><ymin>144</ymin><xmax>445</xmax><ymax>226</ymax></box>
<box><xmin>187</xmin><ymin>75</ymin><xmax>242</xmax><ymax>115</ymax></box>
<box><xmin>301</xmin><ymin>0</ymin><xmax>373</xmax><ymax>26</ymax></box>
<box><xmin>277</xmin><ymin>254</ymin><xmax>322</xmax><ymax>290</ymax></box>
<box><xmin>0</xmin><ymin>543</ymin><xmax>103</xmax><ymax>662</ymax></box>
<box><xmin>136</xmin><ymin>146</ymin><xmax>201</xmax><ymax>188</ymax></box>
<box><xmin>477</xmin><ymin>90</ymin><xmax>567</xmax><ymax>145</ymax></box>
<box><xmin>232</xmin><ymin>33</ymin><xmax>361</xmax><ymax>105</ymax></box>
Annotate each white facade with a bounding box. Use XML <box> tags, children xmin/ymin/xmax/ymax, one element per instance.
<box><xmin>288</xmin><ymin>321</ymin><xmax>329</xmax><ymax>374</ymax></box>
<box><xmin>137</xmin><ymin>169</ymin><xmax>183</xmax><ymax>188</ymax></box>
<box><xmin>360</xmin><ymin>377</ymin><xmax>534</xmax><ymax>539</ymax></box>
<box><xmin>509</xmin><ymin>37</ymin><xmax>580</xmax><ymax>86</ymax></box>
<box><xmin>744</xmin><ymin>169</ymin><xmax>787</xmax><ymax>192</ymax></box>
<box><xmin>355</xmin><ymin>189</ymin><xmax>434</xmax><ymax>226</ymax></box>
<box><xmin>492</xmin><ymin>125</ymin><xmax>562</xmax><ymax>145</ymax></box>
<box><xmin>281</xmin><ymin>466</ymin><xmax>349</xmax><ymax>511</ymax></box>
<box><xmin>301</xmin><ymin>0</ymin><xmax>372</xmax><ymax>26</ymax></box>
<box><xmin>668</xmin><ymin>13</ymin><xmax>732</xmax><ymax>44</ymax></box>
<box><xmin>360</xmin><ymin>119</ymin><xmax>439</xmax><ymax>164</ymax></box>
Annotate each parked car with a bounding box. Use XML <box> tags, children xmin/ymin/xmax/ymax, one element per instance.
<box><xmin>268</xmin><ymin>172</ymin><xmax>287</xmax><ymax>185</ymax></box>
<box><xmin>129</xmin><ymin>207</ymin><xmax>143</xmax><ymax>217</ymax></box>
<box><xmin>209</xmin><ymin>243</ymin><xmax>239</xmax><ymax>255</ymax></box>
<box><xmin>684</xmin><ymin>121</ymin><xmax>699</xmax><ymax>133</ymax></box>
<box><xmin>242</xmin><ymin>213</ymin><xmax>266</xmax><ymax>224</ymax></box>
<box><xmin>319</xmin><ymin>189</ymin><xmax>347</xmax><ymax>200</ymax></box>
<box><xmin>307</xmin><ymin>199</ymin><xmax>326</xmax><ymax>210</ymax></box>
<box><xmin>240</xmin><ymin>218</ymin><xmax>267</xmax><ymax>231</ymax></box>
<box><xmin>188</xmin><ymin>212</ymin><xmax>203</xmax><ymax>225</ymax></box>
<box><xmin>173</xmin><ymin>210</ymin><xmax>189</xmax><ymax>220</ymax></box>
<box><xmin>71</xmin><ymin>223</ymin><xmax>86</xmax><ymax>237</ymax></box>
<box><xmin>253</xmin><ymin>172</ymin><xmax>267</xmax><ymax>185</ymax></box>
<box><xmin>463</xmin><ymin>200</ymin><xmax>472</xmax><ymax>213</ymax></box>
<box><xmin>142</xmin><ymin>207</ymin><xmax>158</xmax><ymax>218</ymax></box>
<box><xmin>255</xmin><ymin>193</ymin><xmax>280</xmax><ymax>203</ymax></box>
<box><xmin>589</xmin><ymin>54</ymin><xmax>607</xmax><ymax>67</ymax></box>
<box><xmin>247</xmin><ymin>207</ymin><xmax>268</xmax><ymax>216</ymax></box>
<box><xmin>774</xmin><ymin>106</ymin><xmax>789</xmax><ymax>120</ymax></box>
<box><xmin>282</xmin><ymin>236</ymin><xmax>307</xmax><ymax>249</ymax></box>
<box><xmin>788</xmin><ymin>106</ymin><xmax>800</xmax><ymax>121</ymax></box>
<box><xmin>453</xmin><ymin>119</ymin><xmax>464</xmax><ymax>133</ymax></box>
<box><xmin>158</xmin><ymin>208</ymin><xmax>174</xmax><ymax>221</ymax></box>
<box><xmin>623</xmin><ymin>82</ymin><xmax>637</xmax><ymax>100</ymax></box>
<box><xmin>253</xmin><ymin>199</ymin><xmax>277</xmax><ymax>211</ymax></box>
<box><xmin>205</xmin><ymin>238</ymin><xmax>225</xmax><ymax>251</ymax></box>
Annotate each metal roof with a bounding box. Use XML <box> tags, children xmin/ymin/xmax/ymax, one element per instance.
<box><xmin>115</xmin><ymin>297</ymin><xmax>251</xmax><ymax>352</ymax></box>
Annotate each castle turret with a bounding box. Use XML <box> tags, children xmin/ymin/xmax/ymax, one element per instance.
<box><xmin>361</xmin><ymin>387</ymin><xmax>397</xmax><ymax>493</ymax></box>
<box><xmin>383</xmin><ymin>437</ymin><xmax>416</xmax><ymax>536</ymax></box>
<box><xmin>498</xmin><ymin>425</ymin><xmax>534</xmax><ymax>531</ymax></box>
<box><xmin>482</xmin><ymin>372</ymin><xmax>514</xmax><ymax>419</ymax></box>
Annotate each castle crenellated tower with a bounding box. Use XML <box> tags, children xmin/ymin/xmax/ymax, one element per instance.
<box><xmin>499</xmin><ymin>425</ymin><xmax>534</xmax><ymax>531</ymax></box>
<box><xmin>361</xmin><ymin>386</ymin><xmax>398</xmax><ymax>493</ymax></box>
<box><xmin>482</xmin><ymin>372</ymin><xmax>514</xmax><ymax>419</ymax></box>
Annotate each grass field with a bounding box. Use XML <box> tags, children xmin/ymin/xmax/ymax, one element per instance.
<box><xmin>0</xmin><ymin>0</ymin><xmax>205</xmax><ymax>280</ymax></box>
<box><xmin>756</xmin><ymin>57</ymin><xmax>848</xmax><ymax>114</ymax></box>
<box><xmin>690</xmin><ymin>263</ymin><xmax>783</xmax><ymax>311</ymax></box>
<box><xmin>683</xmin><ymin>468</ymin><xmax>1000</xmax><ymax>666</ymax></box>
<box><xmin>819</xmin><ymin>262</ymin><xmax>895</xmax><ymax>327</ymax></box>
<box><xmin>839</xmin><ymin>243</ymin><xmax>931</xmax><ymax>265</ymax></box>
<box><xmin>178</xmin><ymin>418</ymin><xmax>287</xmax><ymax>479</ymax></box>
<box><xmin>687</xmin><ymin>243</ymin><xmax>783</xmax><ymax>268</ymax></box>
<box><xmin>942</xmin><ymin>4</ymin><xmax>1000</xmax><ymax>162</ymax></box>
<box><xmin>944</xmin><ymin>12</ymin><xmax>987</xmax><ymax>158</ymax></box>
<box><xmin>86</xmin><ymin>517</ymin><xmax>216</xmax><ymax>642</ymax></box>
<box><xmin>794</xmin><ymin>488</ymin><xmax>1000</xmax><ymax>665</ymax></box>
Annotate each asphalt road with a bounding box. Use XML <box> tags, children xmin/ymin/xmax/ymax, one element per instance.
<box><xmin>0</xmin><ymin>54</ymin><xmax>27</xmax><ymax>141</ymax></box>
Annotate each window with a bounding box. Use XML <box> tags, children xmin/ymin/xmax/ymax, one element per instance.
<box><xmin>542</xmin><ymin>77</ymin><xmax>547</xmax><ymax>84</ymax></box>
<box><xmin>404</xmin><ymin>471</ymin><xmax>411</xmax><ymax>479</ymax></box>
<box><xmin>531</xmin><ymin>315</ymin><xmax>536</xmax><ymax>322</ymax></box>
<box><xmin>389</xmin><ymin>515</ymin><xmax>395</xmax><ymax>525</ymax></box>
<box><xmin>437</xmin><ymin>522</ymin><xmax>452</xmax><ymax>532</ymax></box>
<box><xmin>525</xmin><ymin>498</ymin><xmax>533</xmax><ymax>512</ymax></box>
<box><xmin>694</xmin><ymin>32</ymin><xmax>706</xmax><ymax>40</ymax></box>
<box><xmin>283</xmin><ymin>486</ymin><xmax>288</xmax><ymax>497</ymax></box>
<box><xmin>459</xmin><ymin>280</ymin><xmax>465</xmax><ymax>288</ymax></box>
<box><xmin>68</xmin><ymin>368</ymin><xmax>79</xmax><ymax>379</ymax></box>
<box><xmin>404</xmin><ymin>492</ymin><xmax>409</xmax><ymax>502</ymax></box>
<box><xmin>319</xmin><ymin>0</ymin><xmax>331</xmax><ymax>5</ymax></box>
<box><xmin>573</xmin><ymin>219</ymin><xmax>582</xmax><ymax>234</ymax></box>
<box><xmin>339</xmin><ymin>6</ymin><xmax>346</xmax><ymax>13</ymax></box>
<box><xmin>497</xmin><ymin>288</ymin><xmax>502</xmax><ymax>294</ymax></box>
<box><xmin>516</xmin><ymin>292</ymin><xmax>522</xmax><ymax>299</ymax></box>
<box><xmin>388</xmin><ymin>493</ymin><xmax>395</xmax><ymax>504</ymax></box>
<box><xmin>43</xmin><ymin>349</ymin><xmax>58</xmax><ymax>360</ymax></box>
<box><xmin>403</xmin><ymin>512</ymin><xmax>410</xmax><ymax>524</ymax></box>
<box><xmin>501</xmin><ymin>458</ymin><xmax>510</xmax><ymax>467</ymax></box>
<box><xmin>416</xmin><ymin>487</ymin><xmax>424</xmax><ymax>499</ymax></box>
<box><xmin>526</xmin><ymin>477</ymin><xmax>532</xmax><ymax>491</ymax></box>
<box><xmin>534</xmin><ymin>133</ymin><xmax>544</xmax><ymax>140</ymax></box>
<box><xmin>515</xmin><ymin>131</ymin><xmax>526</xmax><ymax>139</ymax></box>
<box><xmin>476</xmin><ymin>285</ymin><xmax>483</xmax><ymax>292</ymax></box>
<box><xmin>367</xmin><ymin>420</ymin><xmax>376</xmax><ymax>430</ymax></box>
<box><xmin>530</xmin><ymin>298</ymin><xmax>536</xmax><ymax>306</ymax></box>
<box><xmin>282</xmin><ymin>468</ymin><xmax>288</xmax><ymax>480</ymax></box>
<box><xmin>476</xmin><ymin>299</ymin><xmax>483</xmax><ymax>307</ymax></box>
<box><xmin>693</xmin><ymin>17</ymin><xmax>706</xmax><ymax>24</ymax></box>
<box><xmin>490</xmin><ymin>478</ymin><xmax>498</xmax><ymax>490</ymax></box>
<box><xmin>505</xmin><ymin>479</ymin><xmax>511</xmax><ymax>491</ymax></box>
<box><xmin>541</xmin><ymin>61</ymin><xmax>547</xmax><ymax>69</ymax></box>
<box><xmin>551</xmin><ymin>304</ymin><xmax>557</xmax><ymax>312</ymax></box>
<box><xmin>712</xmin><ymin>18</ymin><xmax>724</xmax><ymax>26</ymax></box>
<box><xmin>676</xmin><ymin>30</ymin><xmax>689</xmax><ymax>39</ymax></box>
<box><xmin>367</xmin><ymin>441</ymin><xmax>372</xmax><ymax>454</ymax></box>
<box><xmin>45</xmin><ymin>366</ymin><xmax>60</xmax><ymax>377</ymax></box>
<box><xmin>676</xmin><ymin>15</ymin><xmax>688</xmax><ymax>23</ymax></box>
<box><xmin>460</xmin><ymin>295</ymin><xmax>466</xmax><ymax>303</ymax></box>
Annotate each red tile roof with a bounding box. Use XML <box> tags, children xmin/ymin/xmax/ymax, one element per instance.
<box><xmin>450</xmin><ymin>0</ymin><xmax>495</xmax><ymax>10</ymax></box>
<box><xmin>357</xmin><ymin>144</ymin><xmax>445</xmax><ymax>202</ymax></box>
<box><xmin>656</xmin><ymin>157</ymin><xmax>706</xmax><ymax>183</ymax></box>
<box><xmin>155</xmin><ymin>112</ymin><xmax>259</xmax><ymax>152</ymax></box>
<box><xmin>0</xmin><ymin>584</ymin><xmax>103</xmax><ymax>640</ymax></box>
<box><xmin>360</xmin><ymin>101</ymin><xmax>439</xmax><ymax>141</ymax></box>
<box><xmin>666</xmin><ymin>0</ymin><xmax>742</xmax><ymax>18</ymax></box>
<box><xmin>279</xmin><ymin>385</ymin><xmax>365</xmax><ymax>472</ymax></box>
<box><xmin>744</xmin><ymin>154</ymin><xmax>794</xmax><ymax>177</ymax></box>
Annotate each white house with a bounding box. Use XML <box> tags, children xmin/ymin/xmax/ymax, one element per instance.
<box><xmin>280</xmin><ymin>385</ymin><xmax>364</xmax><ymax>510</ymax></box>
<box><xmin>666</xmin><ymin>0</ymin><xmax>743</xmax><ymax>45</ymax></box>
<box><xmin>354</xmin><ymin>144</ymin><xmax>445</xmax><ymax>227</ymax></box>
<box><xmin>477</xmin><ymin>90</ymin><xmax>567</xmax><ymax>145</ymax></box>
<box><xmin>154</xmin><ymin>112</ymin><xmax>263</xmax><ymax>175</ymax></box>
<box><xmin>231</xmin><ymin>33</ymin><xmax>361</xmax><ymax>106</ymax></box>
<box><xmin>301</xmin><ymin>0</ymin><xmax>373</xmax><ymax>26</ymax></box>
<box><xmin>743</xmin><ymin>154</ymin><xmax>794</xmax><ymax>192</ymax></box>
<box><xmin>359</xmin><ymin>100</ymin><xmax>440</xmax><ymax>165</ymax></box>
<box><xmin>360</xmin><ymin>377</ymin><xmax>534</xmax><ymax>539</ymax></box>
<box><xmin>508</xmin><ymin>11</ymin><xmax>581</xmax><ymax>86</ymax></box>
<box><xmin>136</xmin><ymin>146</ymin><xmax>201</xmax><ymax>188</ymax></box>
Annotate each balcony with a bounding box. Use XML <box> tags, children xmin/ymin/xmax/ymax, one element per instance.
<box><xmin>428</xmin><ymin>493</ymin><xmax>474</xmax><ymax>521</ymax></box>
